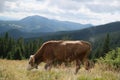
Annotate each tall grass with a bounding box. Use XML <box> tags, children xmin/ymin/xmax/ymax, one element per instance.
<box><xmin>0</xmin><ymin>59</ymin><xmax>120</xmax><ymax>80</ymax></box>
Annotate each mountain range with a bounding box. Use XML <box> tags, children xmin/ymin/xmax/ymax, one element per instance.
<box><xmin>0</xmin><ymin>15</ymin><xmax>92</xmax><ymax>33</ymax></box>
<box><xmin>0</xmin><ymin>15</ymin><xmax>120</xmax><ymax>41</ymax></box>
<box><xmin>33</xmin><ymin>21</ymin><xmax>120</xmax><ymax>41</ymax></box>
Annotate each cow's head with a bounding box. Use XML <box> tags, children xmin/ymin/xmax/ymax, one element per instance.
<box><xmin>27</xmin><ymin>55</ymin><xmax>38</xmax><ymax>70</ymax></box>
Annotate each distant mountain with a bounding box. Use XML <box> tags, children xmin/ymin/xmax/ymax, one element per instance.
<box><xmin>35</xmin><ymin>21</ymin><xmax>120</xmax><ymax>41</ymax></box>
<box><xmin>0</xmin><ymin>21</ymin><xmax>120</xmax><ymax>40</ymax></box>
<box><xmin>0</xmin><ymin>15</ymin><xmax>92</xmax><ymax>33</ymax></box>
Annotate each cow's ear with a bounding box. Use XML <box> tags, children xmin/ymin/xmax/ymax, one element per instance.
<box><xmin>30</xmin><ymin>55</ymin><xmax>35</xmax><ymax>63</ymax></box>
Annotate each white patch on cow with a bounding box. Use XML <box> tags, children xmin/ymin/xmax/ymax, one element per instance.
<box><xmin>27</xmin><ymin>55</ymin><xmax>36</xmax><ymax>70</ymax></box>
<box><xmin>30</xmin><ymin>55</ymin><xmax>35</xmax><ymax>63</ymax></box>
<box><xmin>61</xmin><ymin>41</ymin><xmax>82</xmax><ymax>45</ymax></box>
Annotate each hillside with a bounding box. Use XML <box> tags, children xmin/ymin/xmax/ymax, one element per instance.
<box><xmin>2</xmin><ymin>21</ymin><xmax>118</xmax><ymax>40</ymax></box>
<box><xmin>37</xmin><ymin>21</ymin><xmax>120</xmax><ymax>41</ymax></box>
<box><xmin>1</xmin><ymin>17</ymin><xmax>119</xmax><ymax>40</ymax></box>
<box><xmin>0</xmin><ymin>15</ymin><xmax>92</xmax><ymax>33</ymax></box>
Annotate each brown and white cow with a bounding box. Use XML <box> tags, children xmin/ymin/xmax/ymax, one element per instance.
<box><xmin>27</xmin><ymin>40</ymin><xmax>92</xmax><ymax>74</ymax></box>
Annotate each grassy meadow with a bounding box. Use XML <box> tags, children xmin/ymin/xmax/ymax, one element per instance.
<box><xmin>0</xmin><ymin>59</ymin><xmax>120</xmax><ymax>80</ymax></box>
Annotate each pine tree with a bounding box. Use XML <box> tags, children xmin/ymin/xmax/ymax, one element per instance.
<box><xmin>102</xmin><ymin>33</ymin><xmax>110</xmax><ymax>57</ymax></box>
<box><xmin>17</xmin><ymin>37</ymin><xmax>25</xmax><ymax>58</ymax></box>
<box><xmin>13</xmin><ymin>47</ymin><xmax>22</xmax><ymax>60</ymax></box>
<box><xmin>2</xmin><ymin>32</ymin><xmax>9</xmax><ymax>58</ymax></box>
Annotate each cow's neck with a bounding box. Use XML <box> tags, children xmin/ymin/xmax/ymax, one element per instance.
<box><xmin>34</xmin><ymin>48</ymin><xmax>43</xmax><ymax>65</ymax></box>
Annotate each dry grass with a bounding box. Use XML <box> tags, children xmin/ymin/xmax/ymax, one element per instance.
<box><xmin>0</xmin><ymin>59</ymin><xmax>120</xmax><ymax>80</ymax></box>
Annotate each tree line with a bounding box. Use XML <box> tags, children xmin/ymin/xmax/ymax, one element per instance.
<box><xmin>0</xmin><ymin>32</ymin><xmax>120</xmax><ymax>60</ymax></box>
<box><xmin>91</xmin><ymin>31</ymin><xmax>120</xmax><ymax>60</ymax></box>
<box><xmin>0</xmin><ymin>32</ymin><xmax>43</xmax><ymax>60</ymax></box>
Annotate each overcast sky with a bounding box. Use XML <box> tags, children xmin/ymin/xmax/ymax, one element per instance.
<box><xmin>0</xmin><ymin>0</ymin><xmax>120</xmax><ymax>25</ymax></box>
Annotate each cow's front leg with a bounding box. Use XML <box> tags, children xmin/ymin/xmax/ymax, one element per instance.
<box><xmin>44</xmin><ymin>60</ymin><xmax>53</xmax><ymax>70</ymax></box>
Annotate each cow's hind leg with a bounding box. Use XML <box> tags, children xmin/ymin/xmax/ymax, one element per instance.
<box><xmin>75</xmin><ymin>59</ymin><xmax>81</xmax><ymax>74</ymax></box>
<box><xmin>83</xmin><ymin>58</ymin><xmax>90</xmax><ymax>70</ymax></box>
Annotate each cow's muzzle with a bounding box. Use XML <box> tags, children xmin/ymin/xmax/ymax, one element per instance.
<box><xmin>27</xmin><ymin>64</ymin><xmax>38</xmax><ymax>70</ymax></box>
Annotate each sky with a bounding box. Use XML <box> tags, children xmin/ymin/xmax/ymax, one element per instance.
<box><xmin>0</xmin><ymin>0</ymin><xmax>120</xmax><ymax>25</ymax></box>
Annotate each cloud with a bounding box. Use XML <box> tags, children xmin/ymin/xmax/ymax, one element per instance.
<box><xmin>0</xmin><ymin>0</ymin><xmax>5</xmax><ymax>12</ymax></box>
<box><xmin>0</xmin><ymin>0</ymin><xmax>120</xmax><ymax>25</ymax></box>
<box><xmin>85</xmin><ymin>0</ymin><xmax>120</xmax><ymax>13</ymax></box>
<box><xmin>0</xmin><ymin>0</ymin><xmax>17</xmax><ymax>12</ymax></box>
